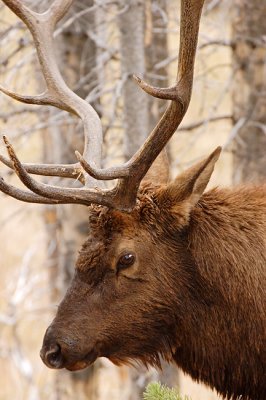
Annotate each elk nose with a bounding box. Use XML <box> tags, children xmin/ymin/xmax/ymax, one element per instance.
<box><xmin>40</xmin><ymin>343</ymin><xmax>63</xmax><ymax>369</ymax></box>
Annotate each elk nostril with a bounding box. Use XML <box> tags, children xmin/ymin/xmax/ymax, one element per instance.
<box><xmin>44</xmin><ymin>344</ymin><xmax>63</xmax><ymax>369</ymax></box>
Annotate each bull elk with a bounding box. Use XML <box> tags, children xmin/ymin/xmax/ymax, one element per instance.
<box><xmin>1</xmin><ymin>1</ymin><xmax>265</xmax><ymax>399</ymax></box>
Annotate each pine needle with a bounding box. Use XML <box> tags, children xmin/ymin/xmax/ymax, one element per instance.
<box><xmin>143</xmin><ymin>382</ymin><xmax>191</xmax><ymax>400</ymax></box>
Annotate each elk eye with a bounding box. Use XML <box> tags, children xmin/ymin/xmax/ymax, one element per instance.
<box><xmin>117</xmin><ymin>253</ymin><xmax>135</xmax><ymax>270</ymax></box>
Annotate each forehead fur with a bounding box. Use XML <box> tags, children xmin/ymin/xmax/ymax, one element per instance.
<box><xmin>87</xmin><ymin>184</ymin><xmax>163</xmax><ymax>238</ymax></box>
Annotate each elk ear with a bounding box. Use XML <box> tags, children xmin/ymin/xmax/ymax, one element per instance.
<box><xmin>141</xmin><ymin>149</ymin><xmax>170</xmax><ymax>186</ymax></box>
<box><xmin>162</xmin><ymin>147</ymin><xmax>222</xmax><ymax>207</ymax></box>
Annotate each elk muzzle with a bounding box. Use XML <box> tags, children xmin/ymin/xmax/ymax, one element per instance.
<box><xmin>40</xmin><ymin>325</ymin><xmax>98</xmax><ymax>371</ymax></box>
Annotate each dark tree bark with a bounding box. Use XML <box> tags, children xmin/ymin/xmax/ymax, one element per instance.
<box><xmin>231</xmin><ymin>0</ymin><xmax>266</xmax><ymax>184</ymax></box>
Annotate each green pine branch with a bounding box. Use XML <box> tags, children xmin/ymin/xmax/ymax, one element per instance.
<box><xmin>143</xmin><ymin>382</ymin><xmax>191</xmax><ymax>400</ymax></box>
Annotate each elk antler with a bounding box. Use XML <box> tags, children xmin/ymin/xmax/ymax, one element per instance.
<box><xmin>0</xmin><ymin>0</ymin><xmax>205</xmax><ymax>211</ymax></box>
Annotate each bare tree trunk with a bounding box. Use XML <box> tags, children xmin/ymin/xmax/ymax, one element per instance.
<box><xmin>145</xmin><ymin>0</ymin><xmax>169</xmax><ymax>130</ymax></box>
<box><xmin>42</xmin><ymin>2</ymin><xmax>100</xmax><ymax>398</ymax></box>
<box><xmin>119</xmin><ymin>0</ymin><xmax>149</xmax><ymax>160</ymax></box>
<box><xmin>231</xmin><ymin>0</ymin><xmax>266</xmax><ymax>184</ymax></box>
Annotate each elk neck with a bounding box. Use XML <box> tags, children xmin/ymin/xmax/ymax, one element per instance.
<box><xmin>171</xmin><ymin>185</ymin><xmax>266</xmax><ymax>400</ymax></box>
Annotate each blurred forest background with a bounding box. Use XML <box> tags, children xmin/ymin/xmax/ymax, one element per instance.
<box><xmin>0</xmin><ymin>0</ymin><xmax>265</xmax><ymax>399</ymax></box>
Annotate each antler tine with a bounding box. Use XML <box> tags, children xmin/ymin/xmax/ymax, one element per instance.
<box><xmin>75</xmin><ymin>151</ymin><xmax>130</xmax><ymax>180</ymax></box>
<box><xmin>1</xmin><ymin>0</ymin><xmax>102</xmax><ymax>186</ymax></box>
<box><xmin>0</xmin><ymin>176</ymin><xmax>72</xmax><ymax>204</ymax></box>
<box><xmin>0</xmin><ymin>153</ymin><xmax>84</xmax><ymax>183</ymax></box>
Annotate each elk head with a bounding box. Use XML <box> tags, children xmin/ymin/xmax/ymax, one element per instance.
<box><xmin>40</xmin><ymin>147</ymin><xmax>220</xmax><ymax>371</ymax></box>
<box><xmin>0</xmin><ymin>0</ymin><xmax>211</xmax><ymax>372</ymax></box>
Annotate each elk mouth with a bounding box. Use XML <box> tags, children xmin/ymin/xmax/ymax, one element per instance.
<box><xmin>66</xmin><ymin>350</ymin><xmax>98</xmax><ymax>371</ymax></box>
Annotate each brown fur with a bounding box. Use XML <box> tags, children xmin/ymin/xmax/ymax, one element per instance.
<box><xmin>41</xmin><ymin>153</ymin><xmax>266</xmax><ymax>400</ymax></box>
